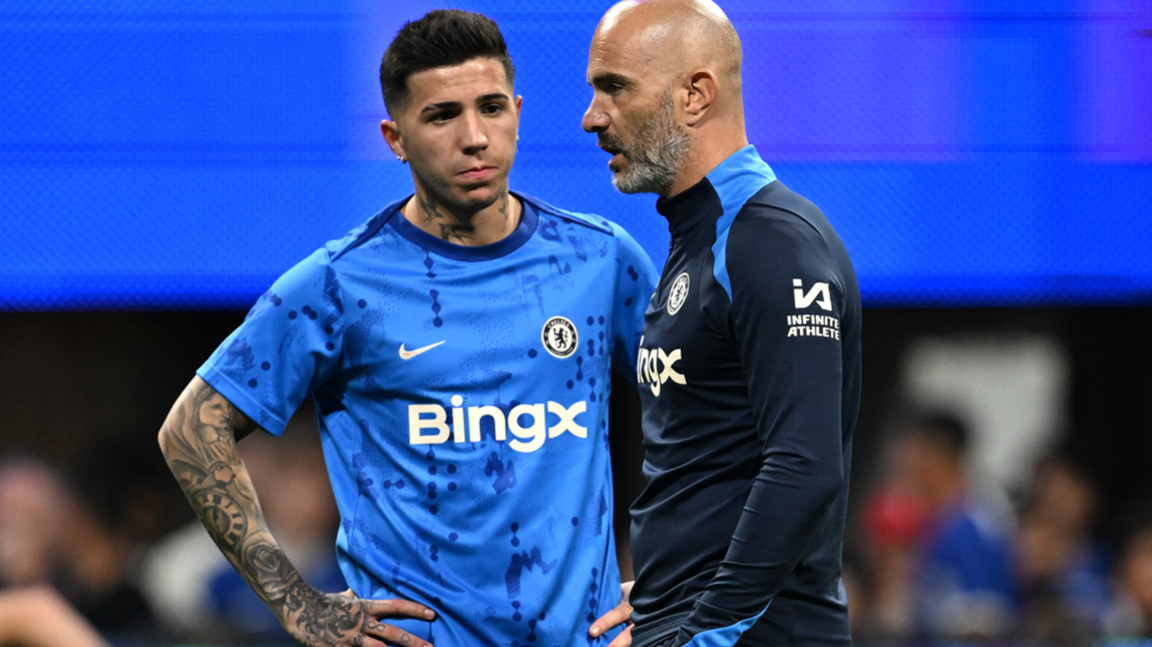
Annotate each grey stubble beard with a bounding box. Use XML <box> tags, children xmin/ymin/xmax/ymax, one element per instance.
<box><xmin>611</xmin><ymin>91</ymin><xmax>692</xmax><ymax>196</ymax></box>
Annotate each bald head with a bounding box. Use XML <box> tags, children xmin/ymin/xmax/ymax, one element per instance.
<box><xmin>583</xmin><ymin>0</ymin><xmax>750</xmax><ymax>197</ymax></box>
<box><xmin>594</xmin><ymin>0</ymin><xmax>742</xmax><ymax>91</ymax></box>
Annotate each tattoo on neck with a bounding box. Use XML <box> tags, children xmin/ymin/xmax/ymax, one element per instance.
<box><xmin>418</xmin><ymin>192</ymin><xmax>476</xmax><ymax>242</ymax></box>
<box><xmin>438</xmin><ymin>222</ymin><xmax>475</xmax><ymax>242</ymax></box>
<box><xmin>499</xmin><ymin>191</ymin><xmax>510</xmax><ymax>223</ymax></box>
<box><xmin>418</xmin><ymin>193</ymin><xmax>442</xmax><ymax>225</ymax></box>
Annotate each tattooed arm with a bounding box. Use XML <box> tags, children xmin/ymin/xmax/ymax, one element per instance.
<box><xmin>158</xmin><ymin>376</ymin><xmax>435</xmax><ymax>647</ymax></box>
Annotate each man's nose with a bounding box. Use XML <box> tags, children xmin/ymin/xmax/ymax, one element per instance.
<box><xmin>582</xmin><ymin>101</ymin><xmax>609</xmax><ymax>134</ymax></box>
<box><xmin>462</xmin><ymin>111</ymin><xmax>489</xmax><ymax>150</ymax></box>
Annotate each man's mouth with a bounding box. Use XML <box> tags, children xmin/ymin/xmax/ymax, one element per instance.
<box><xmin>598</xmin><ymin>138</ymin><xmax>625</xmax><ymax>157</ymax></box>
<box><xmin>598</xmin><ymin>138</ymin><xmax>627</xmax><ymax>170</ymax></box>
<box><xmin>459</xmin><ymin>165</ymin><xmax>497</xmax><ymax>181</ymax></box>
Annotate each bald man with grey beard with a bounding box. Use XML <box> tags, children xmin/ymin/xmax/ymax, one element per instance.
<box><xmin>582</xmin><ymin>2</ymin><xmax>861</xmax><ymax>646</ymax></box>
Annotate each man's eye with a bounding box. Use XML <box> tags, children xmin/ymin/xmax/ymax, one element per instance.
<box><xmin>482</xmin><ymin>104</ymin><xmax>504</xmax><ymax>115</ymax></box>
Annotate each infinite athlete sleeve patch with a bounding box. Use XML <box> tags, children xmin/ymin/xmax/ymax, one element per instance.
<box><xmin>787</xmin><ymin>279</ymin><xmax>841</xmax><ymax>340</ymax></box>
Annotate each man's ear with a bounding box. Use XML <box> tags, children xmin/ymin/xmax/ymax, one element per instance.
<box><xmin>514</xmin><ymin>95</ymin><xmax>523</xmax><ymax>141</ymax></box>
<box><xmin>381</xmin><ymin>119</ymin><xmax>406</xmax><ymax>160</ymax></box>
<box><xmin>683</xmin><ymin>69</ymin><xmax>718</xmax><ymax>127</ymax></box>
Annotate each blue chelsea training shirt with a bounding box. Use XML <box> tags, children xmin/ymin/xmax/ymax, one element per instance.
<box><xmin>198</xmin><ymin>193</ymin><xmax>657</xmax><ymax>647</ymax></box>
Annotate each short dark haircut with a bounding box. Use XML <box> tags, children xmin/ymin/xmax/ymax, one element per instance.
<box><xmin>379</xmin><ymin>9</ymin><xmax>515</xmax><ymax>116</ymax></box>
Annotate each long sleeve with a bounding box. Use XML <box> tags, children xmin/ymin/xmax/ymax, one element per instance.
<box><xmin>676</xmin><ymin>207</ymin><xmax>849</xmax><ymax>646</ymax></box>
<box><xmin>628</xmin><ymin>155</ymin><xmax>860</xmax><ymax>647</ymax></box>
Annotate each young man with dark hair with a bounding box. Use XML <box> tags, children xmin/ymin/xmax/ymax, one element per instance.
<box><xmin>378</xmin><ymin>9</ymin><xmax>516</xmax><ymax>116</ymax></box>
<box><xmin>159</xmin><ymin>9</ymin><xmax>656</xmax><ymax>647</ymax></box>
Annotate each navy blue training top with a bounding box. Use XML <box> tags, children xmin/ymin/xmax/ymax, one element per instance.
<box><xmin>629</xmin><ymin>146</ymin><xmax>862</xmax><ymax>647</ymax></box>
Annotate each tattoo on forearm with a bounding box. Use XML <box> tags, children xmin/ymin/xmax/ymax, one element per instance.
<box><xmin>193</xmin><ymin>490</ymin><xmax>248</xmax><ymax>548</ymax></box>
<box><xmin>161</xmin><ymin>381</ymin><xmax>387</xmax><ymax>645</ymax></box>
<box><xmin>287</xmin><ymin>583</ymin><xmax>367</xmax><ymax>641</ymax></box>
<box><xmin>162</xmin><ymin>382</ymin><xmax>266</xmax><ymax>571</ymax></box>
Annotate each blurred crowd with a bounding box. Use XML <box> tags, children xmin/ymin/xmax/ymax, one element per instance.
<box><xmin>846</xmin><ymin>411</ymin><xmax>1152</xmax><ymax>646</ymax></box>
<box><xmin>4</xmin><ymin>410</ymin><xmax>1152</xmax><ymax>646</ymax></box>
<box><xmin>0</xmin><ymin>421</ymin><xmax>341</xmax><ymax>647</ymax></box>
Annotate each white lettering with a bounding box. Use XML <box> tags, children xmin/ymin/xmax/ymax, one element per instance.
<box><xmin>408</xmin><ymin>399</ymin><xmax>588</xmax><ymax>453</ymax></box>
<box><xmin>548</xmin><ymin>400</ymin><xmax>588</xmax><ymax>439</ymax></box>
<box><xmin>409</xmin><ymin>404</ymin><xmax>450</xmax><ymax>444</ymax></box>
<box><xmin>508</xmin><ymin>403</ymin><xmax>546</xmax><ymax>453</ymax></box>
<box><xmin>646</xmin><ymin>347</ymin><xmax>662</xmax><ymax>396</ymax></box>
<box><xmin>793</xmin><ymin>279</ymin><xmax>833</xmax><ymax>311</ymax></box>
<box><xmin>787</xmin><ymin>313</ymin><xmax>841</xmax><ymax>327</ymax></box>
<box><xmin>636</xmin><ymin>336</ymin><xmax>646</xmax><ymax>385</ymax></box>
<box><xmin>468</xmin><ymin>406</ymin><xmax>507</xmax><ymax>442</ymax></box>
<box><xmin>659</xmin><ymin>348</ymin><xmax>686</xmax><ymax>386</ymax></box>
<box><xmin>636</xmin><ymin>343</ymin><xmax>686</xmax><ymax>397</ymax></box>
<box><xmin>785</xmin><ymin>324</ymin><xmax>842</xmax><ymax>340</ymax></box>
<box><xmin>450</xmin><ymin>395</ymin><xmax>465</xmax><ymax>443</ymax></box>
<box><xmin>785</xmin><ymin>309</ymin><xmax>842</xmax><ymax>342</ymax></box>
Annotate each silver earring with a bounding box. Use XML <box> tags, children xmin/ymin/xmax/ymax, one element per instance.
<box><xmin>397</xmin><ymin>154</ymin><xmax>407</xmax><ymax>163</ymax></box>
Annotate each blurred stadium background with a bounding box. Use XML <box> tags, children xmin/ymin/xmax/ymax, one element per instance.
<box><xmin>0</xmin><ymin>0</ymin><xmax>1149</xmax><ymax>645</ymax></box>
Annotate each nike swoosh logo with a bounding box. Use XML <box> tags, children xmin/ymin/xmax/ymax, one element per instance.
<box><xmin>399</xmin><ymin>340</ymin><xmax>446</xmax><ymax>360</ymax></box>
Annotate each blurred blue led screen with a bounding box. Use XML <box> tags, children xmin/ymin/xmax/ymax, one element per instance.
<box><xmin>2</xmin><ymin>0</ymin><xmax>1150</xmax><ymax>309</ymax></box>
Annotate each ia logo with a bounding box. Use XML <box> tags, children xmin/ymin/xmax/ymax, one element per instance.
<box><xmin>792</xmin><ymin>279</ymin><xmax>832</xmax><ymax>311</ymax></box>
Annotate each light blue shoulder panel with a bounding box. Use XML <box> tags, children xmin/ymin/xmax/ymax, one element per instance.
<box><xmin>707</xmin><ymin>145</ymin><xmax>777</xmax><ymax>300</ymax></box>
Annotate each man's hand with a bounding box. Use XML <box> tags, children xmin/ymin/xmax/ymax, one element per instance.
<box><xmin>281</xmin><ymin>587</ymin><xmax>436</xmax><ymax>647</ymax></box>
<box><xmin>589</xmin><ymin>581</ymin><xmax>633</xmax><ymax>647</ymax></box>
